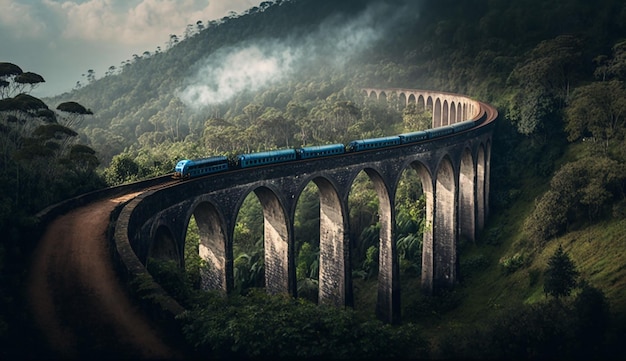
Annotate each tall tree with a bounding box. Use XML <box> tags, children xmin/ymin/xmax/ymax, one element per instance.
<box><xmin>507</xmin><ymin>35</ymin><xmax>584</xmax><ymax>138</ymax></box>
<box><xmin>0</xmin><ymin>62</ymin><xmax>45</xmax><ymax>98</ymax></box>
<box><xmin>544</xmin><ymin>244</ymin><xmax>579</xmax><ymax>300</ymax></box>
<box><xmin>564</xmin><ymin>80</ymin><xmax>626</xmax><ymax>153</ymax></box>
<box><xmin>56</xmin><ymin>101</ymin><xmax>93</xmax><ymax>129</ymax></box>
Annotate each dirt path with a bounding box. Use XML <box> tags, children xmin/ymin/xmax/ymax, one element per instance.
<box><xmin>27</xmin><ymin>193</ymin><xmax>183</xmax><ymax>360</ymax></box>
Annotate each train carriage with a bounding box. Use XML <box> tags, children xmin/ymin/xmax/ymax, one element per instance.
<box><xmin>398</xmin><ymin>130</ymin><xmax>429</xmax><ymax>144</ymax></box>
<box><xmin>450</xmin><ymin>120</ymin><xmax>476</xmax><ymax>133</ymax></box>
<box><xmin>425</xmin><ymin>125</ymin><xmax>454</xmax><ymax>138</ymax></box>
<box><xmin>297</xmin><ymin>143</ymin><xmax>345</xmax><ymax>159</ymax></box>
<box><xmin>347</xmin><ymin>135</ymin><xmax>401</xmax><ymax>152</ymax></box>
<box><xmin>236</xmin><ymin>148</ymin><xmax>297</xmax><ymax>168</ymax></box>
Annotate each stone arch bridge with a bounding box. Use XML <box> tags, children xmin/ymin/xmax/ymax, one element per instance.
<box><xmin>112</xmin><ymin>88</ymin><xmax>498</xmax><ymax>324</ymax></box>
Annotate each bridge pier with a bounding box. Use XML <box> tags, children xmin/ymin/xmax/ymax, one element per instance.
<box><xmin>317</xmin><ymin>177</ymin><xmax>351</xmax><ymax>308</ymax></box>
<box><xmin>432</xmin><ymin>157</ymin><xmax>458</xmax><ymax>291</ymax></box>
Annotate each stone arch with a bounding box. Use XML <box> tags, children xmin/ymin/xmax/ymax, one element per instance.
<box><xmin>295</xmin><ymin>176</ymin><xmax>349</xmax><ymax>307</ymax></box>
<box><xmin>398</xmin><ymin>92</ymin><xmax>407</xmax><ymax>108</ymax></box>
<box><xmin>433</xmin><ymin>98</ymin><xmax>442</xmax><ymax>128</ymax></box>
<box><xmin>356</xmin><ymin>167</ymin><xmax>399</xmax><ymax>324</ymax></box>
<box><xmin>150</xmin><ymin>224</ymin><xmax>179</xmax><ymax>263</ymax></box>
<box><xmin>395</xmin><ymin>160</ymin><xmax>431</xmax><ymax>303</ymax></box>
<box><xmin>418</xmin><ymin>94</ymin><xmax>426</xmax><ymax>112</ymax></box>
<box><xmin>251</xmin><ymin>186</ymin><xmax>291</xmax><ymax>295</ymax></box>
<box><xmin>434</xmin><ymin>155</ymin><xmax>457</xmax><ymax>291</ymax></box>
<box><xmin>407</xmin><ymin>93</ymin><xmax>416</xmax><ymax>105</ymax></box>
<box><xmin>407</xmin><ymin>161</ymin><xmax>434</xmax><ymax>294</ymax></box>
<box><xmin>186</xmin><ymin>200</ymin><xmax>227</xmax><ymax>292</ymax></box>
<box><xmin>426</xmin><ymin>96</ymin><xmax>433</xmax><ymax>115</ymax></box>
<box><xmin>459</xmin><ymin>147</ymin><xmax>476</xmax><ymax>242</ymax></box>
<box><xmin>442</xmin><ymin>99</ymin><xmax>450</xmax><ymax>126</ymax></box>
<box><xmin>450</xmin><ymin>101</ymin><xmax>457</xmax><ymax>125</ymax></box>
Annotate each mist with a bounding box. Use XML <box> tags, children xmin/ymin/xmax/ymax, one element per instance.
<box><xmin>179</xmin><ymin>1</ymin><xmax>419</xmax><ymax>109</ymax></box>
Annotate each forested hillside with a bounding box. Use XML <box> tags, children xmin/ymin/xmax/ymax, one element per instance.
<box><xmin>3</xmin><ymin>0</ymin><xmax>626</xmax><ymax>359</ymax></box>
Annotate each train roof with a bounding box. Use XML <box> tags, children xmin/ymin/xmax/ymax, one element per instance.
<box><xmin>299</xmin><ymin>143</ymin><xmax>345</xmax><ymax>151</ymax></box>
<box><xmin>237</xmin><ymin>148</ymin><xmax>296</xmax><ymax>160</ymax></box>
<box><xmin>348</xmin><ymin>135</ymin><xmax>400</xmax><ymax>144</ymax></box>
<box><xmin>189</xmin><ymin>155</ymin><xmax>228</xmax><ymax>163</ymax></box>
<box><xmin>398</xmin><ymin>130</ymin><xmax>428</xmax><ymax>137</ymax></box>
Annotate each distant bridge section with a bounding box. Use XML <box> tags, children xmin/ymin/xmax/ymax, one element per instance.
<box><xmin>111</xmin><ymin>88</ymin><xmax>498</xmax><ymax>324</ymax></box>
<box><xmin>363</xmin><ymin>88</ymin><xmax>481</xmax><ymax>128</ymax></box>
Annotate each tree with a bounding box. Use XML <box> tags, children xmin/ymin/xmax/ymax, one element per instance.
<box><xmin>402</xmin><ymin>102</ymin><xmax>431</xmax><ymax>131</ymax></box>
<box><xmin>524</xmin><ymin>189</ymin><xmax>568</xmax><ymax>245</ymax></box>
<box><xmin>0</xmin><ymin>62</ymin><xmax>45</xmax><ymax>98</ymax></box>
<box><xmin>544</xmin><ymin>245</ymin><xmax>579</xmax><ymax>300</ymax></box>
<box><xmin>56</xmin><ymin>101</ymin><xmax>93</xmax><ymax>129</ymax></box>
<box><xmin>564</xmin><ymin>80</ymin><xmax>626</xmax><ymax>153</ymax></box>
<box><xmin>605</xmin><ymin>40</ymin><xmax>626</xmax><ymax>81</ymax></box>
<box><xmin>256</xmin><ymin>107</ymin><xmax>296</xmax><ymax>148</ymax></box>
<box><xmin>103</xmin><ymin>154</ymin><xmax>140</xmax><ymax>184</ymax></box>
<box><xmin>84</xmin><ymin>69</ymin><xmax>96</xmax><ymax>83</ymax></box>
<box><xmin>525</xmin><ymin>155</ymin><xmax>626</xmax><ymax>244</ymax></box>
<box><xmin>167</xmin><ymin>34</ymin><xmax>179</xmax><ymax>49</ymax></box>
<box><xmin>195</xmin><ymin>20</ymin><xmax>205</xmax><ymax>33</ymax></box>
<box><xmin>507</xmin><ymin>35</ymin><xmax>584</xmax><ymax>138</ymax></box>
<box><xmin>105</xmin><ymin>65</ymin><xmax>117</xmax><ymax>77</ymax></box>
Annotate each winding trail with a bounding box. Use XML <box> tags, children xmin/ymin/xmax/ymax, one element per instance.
<box><xmin>27</xmin><ymin>192</ymin><xmax>183</xmax><ymax>360</ymax></box>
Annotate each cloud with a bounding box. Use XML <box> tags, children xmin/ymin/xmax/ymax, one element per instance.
<box><xmin>179</xmin><ymin>1</ymin><xmax>417</xmax><ymax>109</ymax></box>
<box><xmin>1</xmin><ymin>0</ymin><xmax>260</xmax><ymax>96</ymax></box>
<box><xmin>179</xmin><ymin>41</ymin><xmax>300</xmax><ymax>106</ymax></box>
<box><xmin>0</xmin><ymin>0</ymin><xmax>50</xmax><ymax>38</ymax></box>
<box><xmin>40</xmin><ymin>0</ymin><xmax>249</xmax><ymax>45</ymax></box>
<box><xmin>1</xmin><ymin>0</ymin><xmax>258</xmax><ymax>47</ymax></box>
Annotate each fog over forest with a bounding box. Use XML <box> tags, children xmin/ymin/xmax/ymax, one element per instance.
<box><xmin>180</xmin><ymin>1</ymin><xmax>419</xmax><ymax>108</ymax></box>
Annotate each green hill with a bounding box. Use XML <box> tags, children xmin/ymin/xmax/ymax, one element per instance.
<box><xmin>3</xmin><ymin>0</ymin><xmax>626</xmax><ymax>359</ymax></box>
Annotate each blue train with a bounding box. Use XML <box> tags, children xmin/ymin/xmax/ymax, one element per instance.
<box><xmin>237</xmin><ymin>149</ymin><xmax>297</xmax><ymax>168</ymax></box>
<box><xmin>173</xmin><ymin>155</ymin><xmax>229</xmax><ymax>179</ymax></box>
<box><xmin>297</xmin><ymin>143</ymin><xmax>345</xmax><ymax>159</ymax></box>
<box><xmin>172</xmin><ymin>119</ymin><xmax>481</xmax><ymax>180</ymax></box>
<box><xmin>347</xmin><ymin>135</ymin><xmax>401</xmax><ymax>152</ymax></box>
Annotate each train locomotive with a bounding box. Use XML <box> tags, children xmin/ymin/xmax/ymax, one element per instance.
<box><xmin>172</xmin><ymin>118</ymin><xmax>483</xmax><ymax>180</ymax></box>
<box><xmin>173</xmin><ymin>155</ymin><xmax>229</xmax><ymax>179</ymax></box>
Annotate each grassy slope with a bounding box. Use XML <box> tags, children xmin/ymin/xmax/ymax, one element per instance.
<box><xmin>352</xmin><ymin>140</ymin><xmax>626</xmax><ymax>347</ymax></box>
<box><xmin>446</xmin><ymin>144</ymin><xmax>625</xmax><ymax>328</ymax></box>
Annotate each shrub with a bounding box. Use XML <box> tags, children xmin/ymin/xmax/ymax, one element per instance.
<box><xmin>499</xmin><ymin>252</ymin><xmax>526</xmax><ymax>274</ymax></box>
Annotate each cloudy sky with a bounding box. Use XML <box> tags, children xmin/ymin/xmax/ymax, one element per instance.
<box><xmin>1</xmin><ymin>0</ymin><xmax>263</xmax><ymax>97</ymax></box>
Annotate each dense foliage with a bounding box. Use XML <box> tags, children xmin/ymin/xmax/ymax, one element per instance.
<box><xmin>437</xmin><ymin>286</ymin><xmax>613</xmax><ymax>360</ymax></box>
<box><xmin>178</xmin><ymin>290</ymin><xmax>429</xmax><ymax>360</ymax></box>
<box><xmin>3</xmin><ymin>0</ymin><xmax>626</xmax><ymax>359</ymax></box>
<box><xmin>0</xmin><ymin>63</ymin><xmax>105</xmax><ymax>358</ymax></box>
